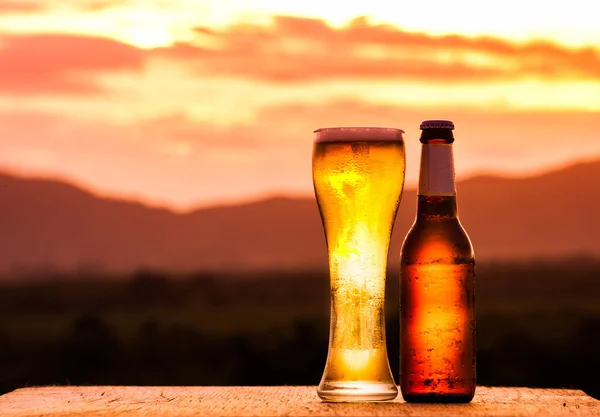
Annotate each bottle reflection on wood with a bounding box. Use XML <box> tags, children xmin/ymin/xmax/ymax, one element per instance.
<box><xmin>400</xmin><ymin>120</ymin><xmax>476</xmax><ymax>403</ymax></box>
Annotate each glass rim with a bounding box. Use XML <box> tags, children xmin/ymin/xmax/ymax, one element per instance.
<box><xmin>314</xmin><ymin>126</ymin><xmax>404</xmax><ymax>134</ymax></box>
<box><xmin>313</xmin><ymin>126</ymin><xmax>404</xmax><ymax>143</ymax></box>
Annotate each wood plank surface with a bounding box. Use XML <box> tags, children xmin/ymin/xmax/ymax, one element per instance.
<box><xmin>0</xmin><ymin>386</ymin><xmax>597</xmax><ymax>417</ymax></box>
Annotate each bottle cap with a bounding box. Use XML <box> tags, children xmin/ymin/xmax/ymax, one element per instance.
<box><xmin>420</xmin><ymin>120</ymin><xmax>455</xmax><ymax>130</ymax></box>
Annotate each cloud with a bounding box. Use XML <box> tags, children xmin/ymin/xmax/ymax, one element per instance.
<box><xmin>77</xmin><ymin>0</ymin><xmax>129</xmax><ymax>12</ymax></box>
<box><xmin>156</xmin><ymin>15</ymin><xmax>600</xmax><ymax>83</ymax></box>
<box><xmin>0</xmin><ymin>1</ymin><xmax>44</xmax><ymax>13</ymax></box>
<box><xmin>3</xmin><ymin>15</ymin><xmax>599</xmax><ymax>97</ymax></box>
<box><xmin>0</xmin><ymin>34</ymin><xmax>143</xmax><ymax>94</ymax></box>
<box><xmin>0</xmin><ymin>0</ymin><xmax>128</xmax><ymax>13</ymax></box>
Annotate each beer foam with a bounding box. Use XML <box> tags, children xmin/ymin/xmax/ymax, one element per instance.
<box><xmin>314</xmin><ymin>127</ymin><xmax>404</xmax><ymax>142</ymax></box>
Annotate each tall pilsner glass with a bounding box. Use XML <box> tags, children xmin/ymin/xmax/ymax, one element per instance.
<box><xmin>312</xmin><ymin>127</ymin><xmax>405</xmax><ymax>402</ymax></box>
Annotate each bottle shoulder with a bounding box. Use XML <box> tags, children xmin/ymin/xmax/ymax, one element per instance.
<box><xmin>400</xmin><ymin>217</ymin><xmax>474</xmax><ymax>264</ymax></box>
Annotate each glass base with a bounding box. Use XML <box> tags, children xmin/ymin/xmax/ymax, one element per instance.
<box><xmin>317</xmin><ymin>381</ymin><xmax>398</xmax><ymax>402</ymax></box>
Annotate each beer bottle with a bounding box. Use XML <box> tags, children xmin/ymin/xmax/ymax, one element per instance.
<box><xmin>399</xmin><ymin>120</ymin><xmax>476</xmax><ymax>403</ymax></box>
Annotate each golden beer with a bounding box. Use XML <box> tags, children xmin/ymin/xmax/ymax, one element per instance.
<box><xmin>312</xmin><ymin>127</ymin><xmax>405</xmax><ymax>402</ymax></box>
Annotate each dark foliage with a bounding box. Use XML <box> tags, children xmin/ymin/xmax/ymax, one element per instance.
<box><xmin>0</xmin><ymin>259</ymin><xmax>598</xmax><ymax>398</ymax></box>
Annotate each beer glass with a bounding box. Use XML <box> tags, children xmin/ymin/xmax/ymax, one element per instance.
<box><xmin>312</xmin><ymin>127</ymin><xmax>405</xmax><ymax>402</ymax></box>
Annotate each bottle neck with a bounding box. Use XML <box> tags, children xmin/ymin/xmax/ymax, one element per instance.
<box><xmin>418</xmin><ymin>143</ymin><xmax>456</xmax><ymax>196</ymax></box>
<box><xmin>417</xmin><ymin>195</ymin><xmax>458</xmax><ymax>218</ymax></box>
<box><xmin>417</xmin><ymin>143</ymin><xmax>458</xmax><ymax>218</ymax></box>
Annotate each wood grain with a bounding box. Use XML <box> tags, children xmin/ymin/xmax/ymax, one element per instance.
<box><xmin>0</xmin><ymin>386</ymin><xmax>597</xmax><ymax>417</ymax></box>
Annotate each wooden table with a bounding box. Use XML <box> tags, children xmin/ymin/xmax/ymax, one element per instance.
<box><xmin>0</xmin><ymin>386</ymin><xmax>597</xmax><ymax>416</ymax></box>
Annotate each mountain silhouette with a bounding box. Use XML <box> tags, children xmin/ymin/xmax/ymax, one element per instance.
<box><xmin>0</xmin><ymin>160</ymin><xmax>598</xmax><ymax>276</ymax></box>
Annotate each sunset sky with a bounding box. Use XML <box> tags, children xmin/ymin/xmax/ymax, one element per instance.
<box><xmin>1</xmin><ymin>0</ymin><xmax>599</xmax><ymax>209</ymax></box>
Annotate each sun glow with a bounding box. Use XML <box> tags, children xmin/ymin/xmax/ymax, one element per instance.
<box><xmin>1</xmin><ymin>0</ymin><xmax>599</xmax><ymax>49</ymax></box>
<box><xmin>200</xmin><ymin>0</ymin><xmax>600</xmax><ymax>48</ymax></box>
<box><xmin>120</xmin><ymin>26</ymin><xmax>175</xmax><ymax>49</ymax></box>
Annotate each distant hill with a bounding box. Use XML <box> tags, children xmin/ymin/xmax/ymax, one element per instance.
<box><xmin>0</xmin><ymin>160</ymin><xmax>599</xmax><ymax>276</ymax></box>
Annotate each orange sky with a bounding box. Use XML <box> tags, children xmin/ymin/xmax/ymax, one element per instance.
<box><xmin>1</xmin><ymin>1</ymin><xmax>600</xmax><ymax>209</ymax></box>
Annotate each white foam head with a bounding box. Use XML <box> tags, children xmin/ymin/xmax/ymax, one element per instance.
<box><xmin>314</xmin><ymin>127</ymin><xmax>404</xmax><ymax>143</ymax></box>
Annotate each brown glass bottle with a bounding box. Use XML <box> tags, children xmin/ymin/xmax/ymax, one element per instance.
<box><xmin>400</xmin><ymin>120</ymin><xmax>476</xmax><ymax>403</ymax></box>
